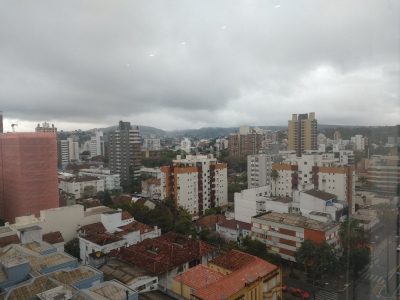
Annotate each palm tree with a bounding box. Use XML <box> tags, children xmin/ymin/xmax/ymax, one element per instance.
<box><xmin>271</xmin><ymin>169</ymin><xmax>279</xmax><ymax>196</ymax></box>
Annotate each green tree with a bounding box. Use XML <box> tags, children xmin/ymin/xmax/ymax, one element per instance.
<box><xmin>339</xmin><ymin>218</ymin><xmax>370</xmax><ymax>277</ymax></box>
<box><xmin>102</xmin><ymin>190</ymin><xmax>113</xmax><ymax>207</ymax></box>
<box><xmin>295</xmin><ymin>240</ymin><xmax>338</xmax><ymax>299</ymax></box>
<box><xmin>65</xmin><ymin>238</ymin><xmax>80</xmax><ymax>260</ymax></box>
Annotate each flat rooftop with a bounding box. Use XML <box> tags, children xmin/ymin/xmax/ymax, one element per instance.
<box><xmin>49</xmin><ymin>266</ymin><xmax>100</xmax><ymax>285</ymax></box>
<box><xmin>253</xmin><ymin>211</ymin><xmax>339</xmax><ymax>231</ymax></box>
<box><xmin>83</xmin><ymin>280</ymin><xmax>137</xmax><ymax>300</ymax></box>
<box><xmin>84</xmin><ymin>206</ymin><xmax>117</xmax><ymax>217</ymax></box>
<box><xmin>100</xmin><ymin>258</ymin><xmax>153</xmax><ymax>286</ymax></box>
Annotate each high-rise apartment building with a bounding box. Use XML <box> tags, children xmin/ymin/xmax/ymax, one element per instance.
<box><xmin>35</xmin><ymin>122</ymin><xmax>57</xmax><ymax>133</ymax></box>
<box><xmin>350</xmin><ymin>134</ymin><xmax>367</xmax><ymax>151</ymax></box>
<box><xmin>160</xmin><ymin>154</ymin><xmax>228</xmax><ymax>217</ymax></box>
<box><xmin>0</xmin><ymin>132</ymin><xmax>59</xmax><ymax>222</ymax></box>
<box><xmin>58</xmin><ymin>136</ymin><xmax>79</xmax><ymax>166</ymax></box>
<box><xmin>108</xmin><ymin>121</ymin><xmax>141</xmax><ymax>190</ymax></box>
<box><xmin>142</xmin><ymin>138</ymin><xmax>161</xmax><ymax>151</ymax></box>
<box><xmin>228</xmin><ymin>126</ymin><xmax>265</xmax><ymax>157</ymax></box>
<box><xmin>90</xmin><ymin>130</ymin><xmax>105</xmax><ymax>157</ymax></box>
<box><xmin>288</xmin><ymin>112</ymin><xmax>318</xmax><ymax>156</ymax></box>
<box><xmin>247</xmin><ymin>154</ymin><xmax>274</xmax><ymax>189</ymax></box>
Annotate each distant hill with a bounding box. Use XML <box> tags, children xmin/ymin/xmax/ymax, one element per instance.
<box><xmin>91</xmin><ymin>123</ymin><xmax>398</xmax><ymax>143</ymax></box>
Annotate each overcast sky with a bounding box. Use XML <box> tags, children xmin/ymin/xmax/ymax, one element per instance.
<box><xmin>0</xmin><ymin>0</ymin><xmax>399</xmax><ymax>132</ymax></box>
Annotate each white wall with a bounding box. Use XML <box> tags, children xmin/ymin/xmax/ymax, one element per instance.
<box><xmin>234</xmin><ymin>186</ymin><xmax>271</xmax><ymax>223</ymax></box>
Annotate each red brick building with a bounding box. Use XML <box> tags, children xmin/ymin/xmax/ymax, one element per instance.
<box><xmin>0</xmin><ymin>133</ymin><xmax>59</xmax><ymax>222</ymax></box>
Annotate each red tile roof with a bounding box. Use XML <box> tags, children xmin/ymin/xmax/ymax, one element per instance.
<box><xmin>80</xmin><ymin>222</ymin><xmax>107</xmax><ymax>235</ymax></box>
<box><xmin>217</xmin><ymin>219</ymin><xmax>251</xmax><ymax>231</ymax></box>
<box><xmin>117</xmin><ymin>221</ymin><xmax>154</xmax><ymax>235</ymax></box>
<box><xmin>84</xmin><ymin>233</ymin><xmax>124</xmax><ymax>246</ymax></box>
<box><xmin>43</xmin><ymin>231</ymin><xmax>64</xmax><ymax>244</ymax></box>
<box><xmin>115</xmin><ymin>232</ymin><xmax>216</xmax><ymax>275</ymax></box>
<box><xmin>0</xmin><ymin>234</ymin><xmax>20</xmax><ymax>247</ymax></box>
<box><xmin>174</xmin><ymin>264</ymin><xmax>224</xmax><ymax>290</ymax></box>
<box><xmin>121</xmin><ymin>211</ymin><xmax>133</xmax><ymax>220</ymax></box>
<box><xmin>196</xmin><ymin>215</ymin><xmax>226</xmax><ymax>229</ymax></box>
<box><xmin>112</xmin><ymin>195</ymin><xmax>132</xmax><ymax>205</ymax></box>
<box><xmin>194</xmin><ymin>251</ymin><xmax>279</xmax><ymax>300</ymax></box>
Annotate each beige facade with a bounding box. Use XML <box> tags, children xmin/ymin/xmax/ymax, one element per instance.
<box><xmin>288</xmin><ymin>112</ymin><xmax>317</xmax><ymax>156</ymax></box>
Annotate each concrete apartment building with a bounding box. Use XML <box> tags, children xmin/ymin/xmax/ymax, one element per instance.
<box><xmin>58</xmin><ymin>175</ymin><xmax>104</xmax><ymax>200</ymax></box>
<box><xmin>351</xmin><ymin>134</ymin><xmax>367</xmax><ymax>151</ymax></box>
<box><xmin>89</xmin><ymin>130</ymin><xmax>105</xmax><ymax>157</ymax></box>
<box><xmin>367</xmin><ymin>155</ymin><xmax>399</xmax><ymax>196</ymax></box>
<box><xmin>160</xmin><ymin>155</ymin><xmax>228</xmax><ymax>217</ymax></box>
<box><xmin>247</xmin><ymin>153</ymin><xmax>275</xmax><ymax>189</ymax></box>
<box><xmin>252</xmin><ymin>211</ymin><xmax>340</xmax><ymax>261</ymax></box>
<box><xmin>35</xmin><ymin>122</ymin><xmax>57</xmax><ymax>133</ymax></box>
<box><xmin>272</xmin><ymin>152</ymin><xmax>355</xmax><ymax>214</ymax></box>
<box><xmin>228</xmin><ymin>126</ymin><xmax>265</xmax><ymax>157</ymax></box>
<box><xmin>58</xmin><ymin>136</ymin><xmax>80</xmax><ymax>166</ymax></box>
<box><xmin>79</xmin><ymin>168</ymin><xmax>121</xmax><ymax>191</ymax></box>
<box><xmin>142</xmin><ymin>138</ymin><xmax>161</xmax><ymax>151</ymax></box>
<box><xmin>288</xmin><ymin>112</ymin><xmax>318</xmax><ymax>157</ymax></box>
<box><xmin>108</xmin><ymin>121</ymin><xmax>141</xmax><ymax>190</ymax></box>
<box><xmin>0</xmin><ymin>132</ymin><xmax>59</xmax><ymax>222</ymax></box>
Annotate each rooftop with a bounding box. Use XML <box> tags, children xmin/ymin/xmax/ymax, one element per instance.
<box><xmin>61</xmin><ymin>175</ymin><xmax>101</xmax><ymax>183</ymax></box>
<box><xmin>195</xmin><ymin>250</ymin><xmax>278</xmax><ymax>300</ymax></box>
<box><xmin>100</xmin><ymin>258</ymin><xmax>153</xmax><ymax>285</ymax></box>
<box><xmin>174</xmin><ymin>264</ymin><xmax>224</xmax><ymax>290</ymax></box>
<box><xmin>43</xmin><ymin>231</ymin><xmax>65</xmax><ymax>245</ymax></box>
<box><xmin>253</xmin><ymin>211</ymin><xmax>339</xmax><ymax>232</ymax></box>
<box><xmin>116</xmin><ymin>232</ymin><xmax>215</xmax><ymax>275</ymax></box>
<box><xmin>0</xmin><ymin>234</ymin><xmax>20</xmax><ymax>248</ymax></box>
<box><xmin>6</xmin><ymin>276</ymin><xmax>64</xmax><ymax>300</ymax></box>
<box><xmin>303</xmin><ymin>189</ymin><xmax>337</xmax><ymax>200</ymax></box>
<box><xmin>83</xmin><ymin>280</ymin><xmax>137</xmax><ymax>300</ymax></box>
<box><xmin>49</xmin><ymin>266</ymin><xmax>99</xmax><ymax>285</ymax></box>
<box><xmin>217</xmin><ymin>219</ymin><xmax>251</xmax><ymax>231</ymax></box>
<box><xmin>84</xmin><ymin>206</ymin><xmax>117</xmax><ymax>217</ymax></box>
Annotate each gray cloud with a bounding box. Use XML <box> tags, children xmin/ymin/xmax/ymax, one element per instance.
<box><xmin>0</xmin><ymin>0</ymin><xmax>399</xmax><ymax>130</ymax></box>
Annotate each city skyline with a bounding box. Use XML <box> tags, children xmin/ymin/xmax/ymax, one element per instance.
<box><xmin>0</xmin><ymin>0</ymin><xmax>399</xmax><ymax>131</ymax></box>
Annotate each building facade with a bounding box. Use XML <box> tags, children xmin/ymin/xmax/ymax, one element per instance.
<box><xmin>228</xmin><ymin>128</ymin><xmax>265</xmax><ymax>157</ymax></box>
<box><xmin>272</xmin><ymin>153</ymin><xmax>355</xmax><ymax>214</ymax></box>
<box><xmin>288</xmin><ymin>112</ymin><xmax>317</xmax><ymax>157</ymax></box>
<box><xmin>35</xmin><ymin>122</ymin><xmax>57</xmax><ymax>133</ymax></box>
<box><xmin>0</xmin><ymin>133</ymin><xmax>59</xmax><ymax>222</ymax></box>
<box><xmin>90</xmin><ymin>130</ymin><xmax>105</xmax><ymax>157</ymax></box>
<box><xmin>247</xmin><ymin>153</ymin><xmax>274</xmax><ymax>189</ymax></box>
<box><xmin>79</xmin><ymin>168</ymin><xmax>121</xmax><ymax>191</ymax></box>
<box><xmin>251</xmin><ymin>212</ymin><xmax>340</xmax><ymax>261</ymax></box>
<box><xmin>161</xmin><ymin>155</ymin><xmax>228</xmax><ymax>217</ymax></box>
<box><xmin>108</xmin><ymin>121</ymin><xmax>141</xmax><ymax>190</ymax></box>
<box><xmin>59</xmin><ymin>176</ymin><xmax>104</xmax><ymax>200</ymax></box>
<box><xmin>367</xmin><ymin>155</ymin><xmax>399</xmax><ymax>196</ymax></box>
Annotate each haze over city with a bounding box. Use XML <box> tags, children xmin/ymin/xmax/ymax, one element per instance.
<box><xmin>1</xmin><ymin>0</ymin><xmax>399</xmax><ymax>132</ymax></box>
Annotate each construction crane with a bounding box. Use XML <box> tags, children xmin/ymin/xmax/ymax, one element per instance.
<box><xmin>11</xmin><ymin>124</ymin><xmax>17</xmax><ymax>132</ymax></box>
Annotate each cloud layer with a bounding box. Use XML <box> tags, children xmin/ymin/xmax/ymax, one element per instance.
<box><xmin>0</xmin><ymin>0</ymin><xmax>399</xmax><ymax>131</ymax></box>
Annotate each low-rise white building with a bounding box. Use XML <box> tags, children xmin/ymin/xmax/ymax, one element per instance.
<box><xmin>59</xmin><ymin>176</ymin><xmax>104</xmax><ymax>200</ymax></box>
<box><xmin>78</xmin><ymin>210</ymin><xmax>161</xmax><ymax>265</ymax></box>
<box><xmin>79</xmin><ymin>168</ymin><xmax>121</xmax><ymax>191</ymax></box>
<box><xmin>216</xmin><ymin>219</ymin><xmax>251</xmax><ymax>242</ymax></box>
<box><xmin>292</xmin><ymin>189</ymin><xmax>344</xmax><ymax>222</ymax></box>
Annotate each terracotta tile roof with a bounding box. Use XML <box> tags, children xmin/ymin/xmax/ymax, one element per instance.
<box><xmin>112</xmin><ymin>195</ymin><xmax>132</xmax><ymax>205</ymax></box>
<box><xmin>174</xmin><ymin>265</ymin><xmax>224</xmax><ymax>290</ymax></box>
<box><xmin>196</xmin><ymin>215</ymin><xmax>226</xmax><ymax>229</ymax></box>
<box><xmin>121</xmin><ymin>211</ymin><xmax>133</xmax><ymax>220</ymax></box>
<box><xmin>42</xmin><ymin>231</ymin><xmax>64</xmax><ymax>244</ymax></box>
<box><xmin>84</xmin><ymin>233</ymin><xmax>124</xmax><ymax>246</ymax></box>
<box><xmin>0</xmin><ymin>234</ymin><xmax>20</xmax><ymax>247</ymax></box>
<box><xmin>210</xmin><ymin>250</ymin><xmax>259</xmax><ymax>272</ymax></box>
<box><xmin>217</xmin><ymin>219</ymin><xmax>251</xmax><ymax>231</ymax></box>
<box><xmin>194</xmin><ymin>251</ymin><xmax>279</xmax><ymax>300</ymax></box>
<box><xmin>80</xmin><ymin>222</ymin><xmax>107</xmax><ymax>235</ymax></box>
<box><xmin>194</xmin><ymin>259</ymin><xmax>278</xmax><ymax>300</ymax></box>
<box><xmin>116</xmin><ymin>232</ymin><xmax>216</xmax><ymax>275</ymax></box>
<box><xmin>117</xmin><ymin>221</ymin><xmax>154</xmax><ymax>235</ymax></box>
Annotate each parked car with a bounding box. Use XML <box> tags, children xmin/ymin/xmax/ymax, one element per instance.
<box><xmin>289</xmin><ymin>287</ymin><xmax>310</xmax><ymax>299</ymax></box>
